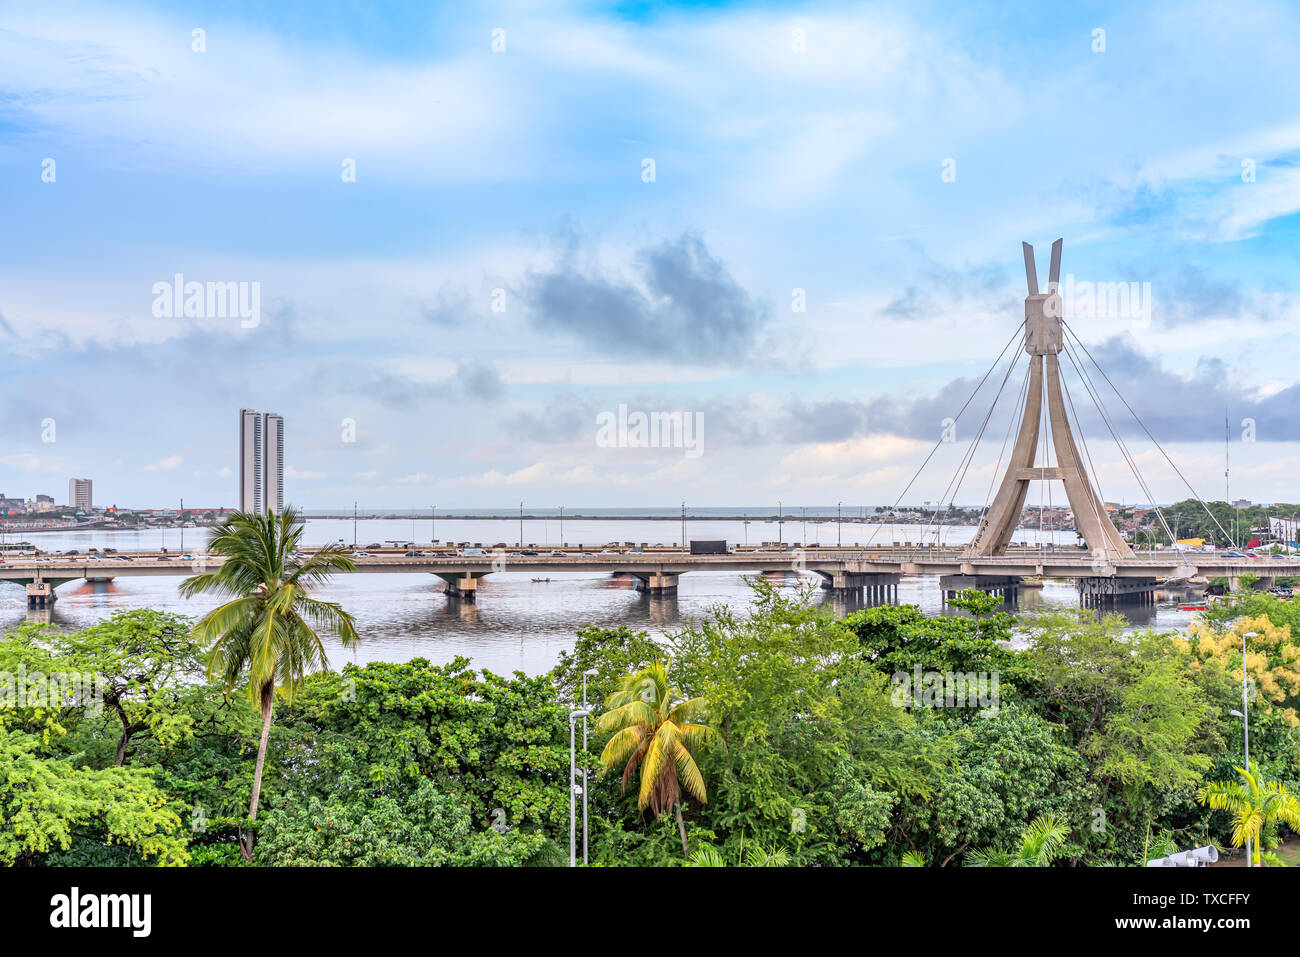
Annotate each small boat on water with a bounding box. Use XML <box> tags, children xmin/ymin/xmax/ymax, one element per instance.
<box><xmin>531</xmin><ymin>577</ymin><xmax>551</xmax><ymax>583</ymax></box>
<box><xmin>1177</xmin><ymin>602</ymin><xmax>1209</xmax><ymax>611</ymax></box>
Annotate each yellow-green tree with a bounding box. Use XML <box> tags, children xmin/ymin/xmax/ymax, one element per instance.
<box><xmin>597</xmin><ymin>660</ymin><xmax>718</xmax><ymax>855</ymax></box>
<box><xmin>1182</xmin><ymin>614</ymin><xmax>1300</xmax><ymax>726</ymax></box>
<box><xmin>1197</xmin><ymin>766</ymin><xmax>1300</xmax><ymax>866</ymax></box>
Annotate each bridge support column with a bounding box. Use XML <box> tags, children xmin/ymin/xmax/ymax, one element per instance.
<box><xmin>821</xmin><ymin>571</ymin><xmax>900</xmax><ymax>595</ymax></box>
<box><xmin>438</xmin><ymin>573</ymin><xmax>481</xmax><ymax>603</ymax></box>
<box><xmin>26</xmin><ymin>581</ymin><xmax>56</xmax><ymax>608</ymax></box>
<box><xmin>1077</xmin><ymin>577</ymin><xmax>1157</xmax><ymax>608</ymax></box>
<box><xmin>940</xmin><ymin>574</ymin><xmax>1019</xmax><ymax>604</ymax></box>
<box><xmin>633</xmin><ymin>573</ymin><xmax>679</xmax><ymax>595</ymax></box>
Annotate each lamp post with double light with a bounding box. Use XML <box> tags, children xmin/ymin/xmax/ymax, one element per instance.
<box><xmin>569</xmin><ymin>706</ymin><xmax>592</xmax><ymax>866</ymax></box>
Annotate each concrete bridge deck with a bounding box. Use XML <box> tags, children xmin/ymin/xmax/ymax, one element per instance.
<box><xmin>2</xmin><ymin>547</ymin><xmax>1296</xmax><ymax>606</ymax></box>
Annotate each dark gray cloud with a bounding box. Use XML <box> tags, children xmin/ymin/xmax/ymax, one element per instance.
<box><xmin>880</xmin><ymin>257</ymin><xmax>1017</xmax><ymax>322</ymax></box>
<box><xmin>418</xmin><ymin>288</ymin><xmax>471</xmax><ymax>327</ymax></box>
<box><xmin>522</xmin><ymin>232</ymin><xmax>769</xmax><ymax>362</ymax></box>
<box><xmin>358</xmin><ymin>361</ymin><xmax>504</xmax><ymax>407</ymax></box>
<box><xmin>500</xmin><ymin>338</ymin><xmax>1298</xmax><ymax>450</ymax></box>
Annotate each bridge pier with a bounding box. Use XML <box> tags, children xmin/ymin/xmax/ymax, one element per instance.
<box><xmin>25</xmin><ymin>581</ymin><xmax>56</xmax><ymax>608</ymax></box>
<box><xmin>1077</xmin><ymin>576</ymin><xmax>1158</xmax><ymax>608</ymax></box>
<box><xmin>436</xmin><ymin>573</ymin><xmax>483</xmax><ymax>602</ymax></box>
<box><xmin>940</xmin><ymin>574</ymin><xmax>1019</xmax><ymax>603</ymax></box>
<box><xmin>633</xmin><ymin>572</ymin><xmax>679</xmax><ymax>595</ymax></box>
<box><xmin>819</xmin><ymin>571</ymin><xmax>900</xmax><ymax>598</ymax></box>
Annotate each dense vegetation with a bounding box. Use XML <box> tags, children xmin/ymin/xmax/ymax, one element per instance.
<box><xmin>3</xmin><ymin>580</ymin><xmax>1299</xmax><ymax>866</ymax></box>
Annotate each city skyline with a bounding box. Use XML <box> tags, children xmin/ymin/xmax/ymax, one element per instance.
<box><xmin>4</xmin><ymin>1</ymin><xmax>1300</xmax><ymax>509</ymax></box>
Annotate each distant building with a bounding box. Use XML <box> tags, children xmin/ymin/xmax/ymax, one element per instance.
<box><xmin>238</xmin><ymin>409</ymin><xmax>285</xmax><ymax>515</ymax></box>
<box><xmin>68</xmin><ymin>478</ymin><xmax>92</xmax><ymax>509</ymax></box>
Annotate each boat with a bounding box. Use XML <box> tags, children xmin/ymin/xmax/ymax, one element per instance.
<box><xmin>1177</xmin><ymin>602</ymin><xmax>1209</xmax><ymax>611</ymax></box>
<box><xmin>531</xmin><ymin>577</ymin><xmax>551</xmax><ymax>583</ymax></box>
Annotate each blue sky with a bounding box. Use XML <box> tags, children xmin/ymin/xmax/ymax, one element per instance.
<box><xmin>2</xmin><ymin>0</ymin><xmax>1299</xmax><ymax>509</ymax></box>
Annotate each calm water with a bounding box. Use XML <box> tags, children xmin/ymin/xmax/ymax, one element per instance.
<box><xmin>1</xmin><ymin>519</ymin><xmax>1199</xmax><ymax>675</ymax></box>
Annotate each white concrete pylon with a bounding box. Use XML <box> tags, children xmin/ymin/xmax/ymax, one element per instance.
<box><xmin>966</xmin><ymin>240</ymin><xmax>1133</xmax><ymax>560</ymax></box>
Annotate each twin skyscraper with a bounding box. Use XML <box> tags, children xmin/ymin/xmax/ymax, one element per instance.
<box><xmin>239</xmin><ymin>409</ymin><xmax>285</xmax><ymax>516</ymax></box>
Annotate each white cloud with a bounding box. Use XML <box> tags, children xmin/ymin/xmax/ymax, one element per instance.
<box><xmin>143</xmin><ymin>454</ymin><xmax>183</xmax><ymax>471</ymax></box>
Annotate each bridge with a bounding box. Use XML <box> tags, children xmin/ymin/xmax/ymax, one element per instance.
<box><xmin>2</xmin><ymin>547</ymin><xmax>1294</xmax><ymax>608</ymax></box>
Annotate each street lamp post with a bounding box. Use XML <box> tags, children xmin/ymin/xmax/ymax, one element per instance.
<box><xmin>837</xmin><ymin>501</ymin><xmax>842</xmax><ymax>547</ymax></box>
<box><xmin>560</xmin><ymin>506</ymin><xmax>564</xmax><ymax>547</ymax></box>
<box><xmin>353</xmin><ymin>501</ymin><xmax>358</xmax><ymax>548</ymax></box>
<box><xmin>430</xmin><ymin>505</ymin><xmax>435</xmax><ymax>545</ymax></box>
<box><xmin>681</xmin><ymin>501</ymin><xmax>686</xmax><ymax>550</ymax></box>
<box><xmin>582</xmin><ymin>668</ymin><xmax>597</xmax><ymax>865</ymax></box>
<box><xmin>778</xmin><ymin>500</ymin><xmax>782</xmax><ymax>545</ymax></box>
<box><xmin>1229</xmin><ymin>628</ymin><xmax>1259</xmax><ymax>865</ymax></box>
<box><xmin>519</xmin><ymin>501</ymin><xmax>524</xmax><ymax>548</ymax></box>
<box><xmin>569</xmin><ymin>707</ymin><xmax>592</xmax><ymax>866</ymax></box>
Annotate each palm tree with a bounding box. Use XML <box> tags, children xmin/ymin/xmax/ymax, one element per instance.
<box><xmin>180</xmin><ymin>507</ymin><xmax>359</xmax><ymax>861</ymax></box>
<box><xmin>688</xmin><ymin>844</ymin><xmax>789</xmax><ymax>867</ymax></box>
<box><xmin>966</xmin><ymin>814</ymin><xmax>1069</xmax><ymax>867</ymax></box>
<box><xmin>1197</xmin><ymin>766</ymin><xmax>1300</xmax><ymax>867</ymax></box>
<box><xmin>597</xmin><ymin>660</ymin><xmax>718</xmax><ymax>856</ymax></box>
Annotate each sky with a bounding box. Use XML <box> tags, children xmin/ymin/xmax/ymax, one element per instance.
<box><xmin>2</xmin><ymin>0</ymin><xmax>1299</xmax><ymax>510</ymax></box>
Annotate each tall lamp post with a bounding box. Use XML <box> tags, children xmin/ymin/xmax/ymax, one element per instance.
<box><xmin>569</xmin><ymin>706</ymin><xmax>592</xmax><ymax>866</ymax></box>
<box><xmin>837</xmin><ymin>501</ymin><xmax>842</xmax><ymax>548</ymax></box>
<box><xmin>1231</xmin><ymin>629</ymin><xmax>1259</xmax><ymax>865</ymax></box>
<box><xmin>560</xmin><ymin>505</ymin><xmax>564</xmax><ymax>547</ymax></box>
<box><xmin>582</xmin><ymin>668</ymin><xmax>598</xmax><ymax>865</ymax></box>
<box><xmin>519</xmin><ymin>501</ymin><xmax>524</xmax><ymax>548</ymax></box>
<box><xmin>778</xmin><ymin>500</ymin><xmax>783</xmax><ymax>545</ymax></box>
<box><xmin>681</xmin><ymin>501</ymin><xmax>686</xmax><ymax>550</ymax></box>
<box><xmin>430</xmin><ymin>505</ymin><xmax>435</xmax><ymax>545</ymax></box>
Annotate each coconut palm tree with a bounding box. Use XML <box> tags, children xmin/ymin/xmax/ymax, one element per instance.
<box><xmin>1197</xmin><ymin>766</ymin><xmax>1300</xmax><ymax>867</ymax></box>
<box><xmin>966</xmin><ymin>814</ymin><xmax>1069</xmax><ymax>867</ymax></box>
<box><xmin>597</xmin><ymin>660</ymin><xmax>718</xmax><ymax>856</ymax></box>
<box><xmin>180</xmin><ymin>507</ymin><xmax>359</xmax><ymax>860</ymax></box>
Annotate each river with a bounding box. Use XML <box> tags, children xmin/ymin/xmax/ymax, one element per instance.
<box><xmin>0</xmin><ymin>518</ymin><xmax>1200</xmax><ymax>675</ymax></box>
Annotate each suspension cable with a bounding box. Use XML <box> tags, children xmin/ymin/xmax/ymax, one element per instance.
<box><xmin>1061</xmin><ymin>328</ymin><xmax>1194</xmax><ymax>556</ymax></box>
<box><xmin>864</xmin><ymin>320</ymin><xmax>1027</xmax><ymax>549</ymax></box>
<box><xmin>1063</xmin><ymin>321</ymin><xmax>1237</xmax><ymax>549</ymax></box>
